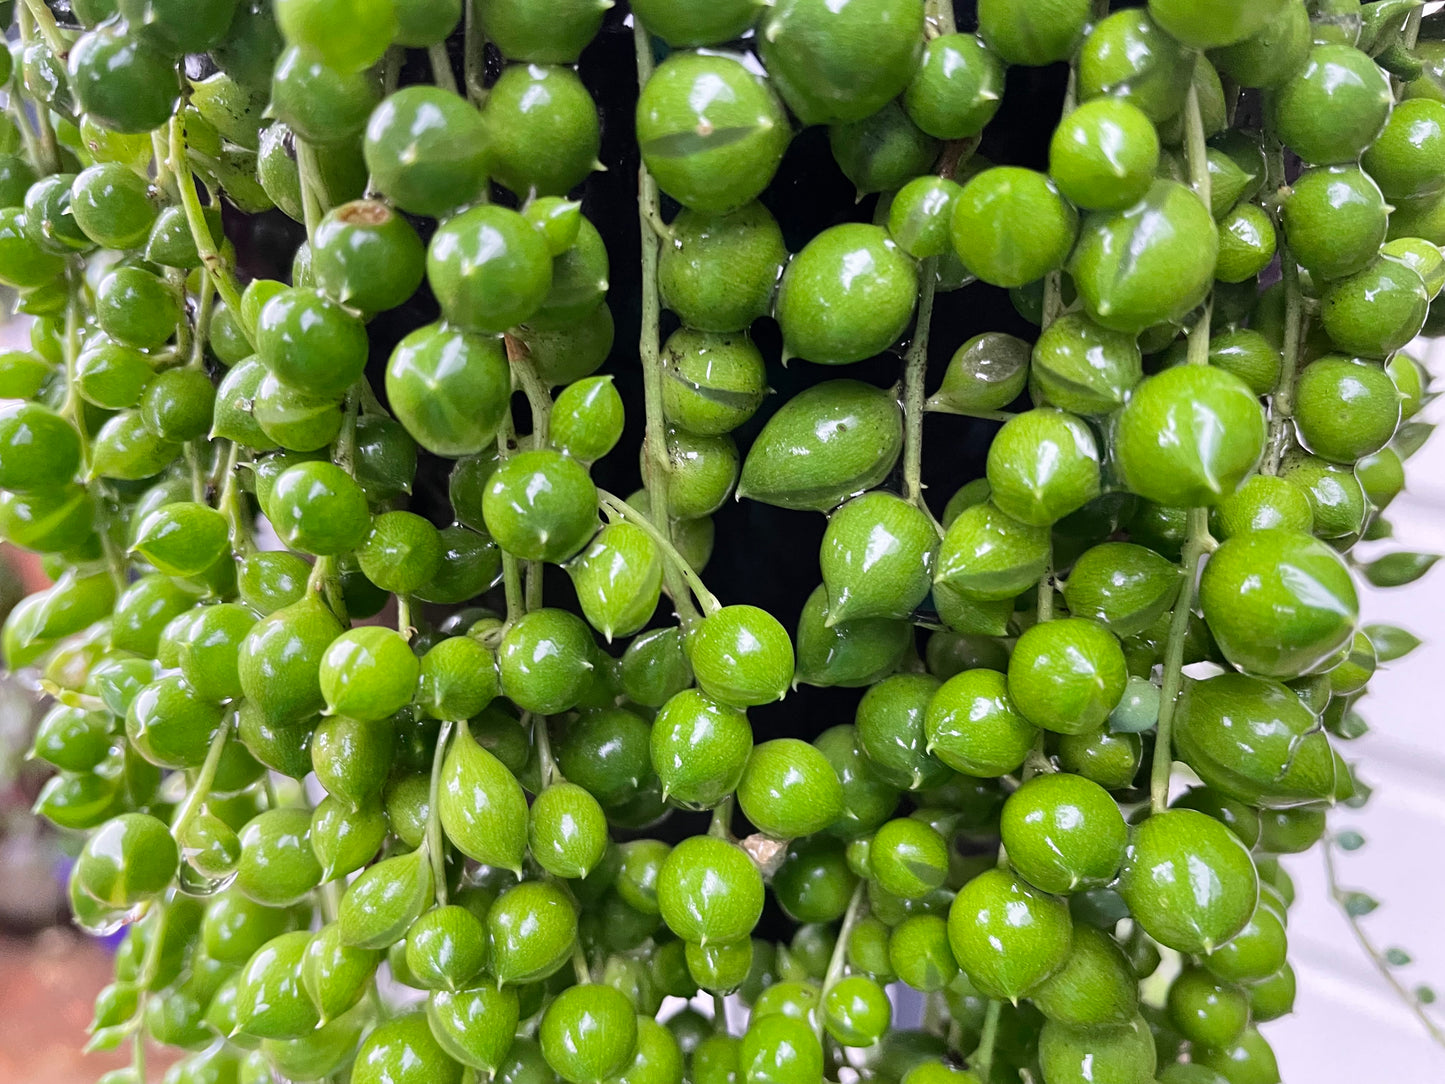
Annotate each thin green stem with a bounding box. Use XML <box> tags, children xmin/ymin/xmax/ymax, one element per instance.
<box><xmin>170</xmin><ymin>718</ymin><xmax>230</xmax><ymax>843</ymax></box>
<box><xmin>817</xmin><ymin>882</ymin><xmax>868</xmax><ymax>1039</ymax></box>
<box><xmin>1183</xmin><ymin>83</ymin><xmax>1212</xmax><ymax>212</ymax></box>
<box><xmin>502</xmin><ymin>550</ymin><xmax>525</xmax><ymax>624</ymax></box>
<box><xmin>296</xmin><ymin>141</ymin><xmax>324</xmax><ymax>241</ymax></box>
<box><xmin>533</xmin><ymin>713</ymin><xmax>558</xmax><ymax>786</ymax></box>
<box><xmin>1042</xmin><ymin>269</ymin><xmax>1065</xmax><ymax>327</ymax></box>
<box><xmin>1266</xmin><ymin>249</ymin><xmax>1305</xmax><ymax>475</ymax></box>
<box><xmin>25</xmin><ymin>65</ymin><xmax>59</xmax><ymax>174</ymax></box>
<box><xmin>1149</xmin><ymin>507</ymin><xmax>1210</xmax><ymax>813</ymax></box>
<box><xmin>633</xmin><ymin>16</ymin><xmax>698</xmax><ymax>625</ymax></box>
<box><xmin>60</xmin><ymin>268</ymin><xmax>88</xmax><ymax>464</ymax></box>
<box><xmin>335</xmin><ymin>387</ymin><xmax>361</xmax><ymax>476</ymax></box>
<box><xmin>464</xmin><ymin>0</ymin><xmax>488</xmax><ymax>106</ymax></box>
<box><xmin>1144</xmin><ymin>79</ymin><xmax>1217</xmax><ymax>814</ymax></box>
<box><xmin>598</xmin><ymin>490</ymin><xmax>720</xmax><ymax>615</ymax></box>
<box><xmin>1187</xmin><ymin>297</ymin><xmax>1214</xmax><ymax>367</ymax></box>
<box><xmin>1404</xmin><ymin>7</ymin><xmax>1423</xmax><ymax>51</ymax></box>
<box><xmin>308</xmin><ymin>555</ymin><xmax>349</xmax><ymax>624</ymax></box>
<box><xmin>320</xmin><ymin>879</ymin><xmax>342</xmax><ymax>925</ymax></box>
<box><xmin>5</xmin><ymin>93</ymin><xmax>41</xmax><ymax>177</ymax></box>
<box><xmin>184</xmin><ymin>441</ymin><xmax>207</xmax><ymax>503</ymax></box>
<box><xmin>382</xmin><ymin>46</ymin><xmax>403</xmax><ymax>98</ymax></box>
<box><xmin>972</xmin><ymin>1001</ymin><xmax>1003</xmax><ymax>1079</ymax></box>
<box><xmin>169</xmin><ymin>114</ymin><xmax>251</xmax><ymax>347</ymax></box>
<box><xmin>19</xmin><ymin>0</ymin><xmax>67</xmax><ymax>59</ymax></box>
<box><xmin>902</xmin><ymin>257</ymin><xmax>938</xmax><ymax>509</ymax></box>
<box><xmin>397</xmin><ymin>593</ymin><xmax>414</xmax><ymax>640</ymax></box>
<box><xmin>62</xmin><ymin>269</ymin><xmax>129</xmax><ymax>593</ymax></box>
<box><xmin>427</xmin><ymin>719</ymin><xmax>456</xmax><ymax>907</ymax></box>
<box><xmin>217</xmin><ymin>441</ymin><xmax>253</xmax><ymax>554</ymax></box>
<box><xmin>708</xmin><ymin>795</ymin><xmax>734</xmax><ymax>841</ymax></box>
<box><xmin>572</xmin><ymin>943</ymin><xmax>591</xmax><ymax>985</ymax></box>
<box><xmin>428</xmin><ymin>42</ymin><xmax>459</xmax><ymax>95</ymax></box>
<box><xmin>927</xmin><ymin>0</ymin><xmax>957</xmax><ymax>35</ymax></box>
<box><xmin>1324</xmin><ymin>838</ymin><xmax>1445</xmax><ymax>1049</ymax></box>
<box><xmin>506</xmin><ymin>334</ymin><xmax>552</xmax><ymax>449</ymax></box>
<box><xmin>1037</xmin><ymin>547</ymin><xmax>1054</xmax><ymax>622</ymax></box>
<box><xmin>188</xmin><ymin>270</ymin><xmax>216</xmax><ymax>370</ymax></box>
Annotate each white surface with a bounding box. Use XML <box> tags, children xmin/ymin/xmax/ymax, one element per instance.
<box><xmin>1268</xmin><ymin>336</ymin><xmax>1445</xmax><ymax>1080</ymax></box>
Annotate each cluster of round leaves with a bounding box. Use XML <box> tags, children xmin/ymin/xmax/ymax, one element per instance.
<box><xmin>0</xmin><ymin>2</ymin><xmax>1440</xmax><ymax>1084</ymax></box>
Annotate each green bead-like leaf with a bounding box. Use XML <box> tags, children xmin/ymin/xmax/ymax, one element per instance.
<box><xmin>1061</xmin><ymin>542</ymin><xmax>1182</xmax><ymax>638</ymax></box>
<box><xmin>1336</xmin><ymin>830</ymin><xmax>1366</xmax><ymax>852</ymax></box>
<box><xmin>568</xmin><ymin>521</ymin><xmax>664</xmax><ymax>641</ymax></box>
<box><xmin>338</xmin><ymin>848</ymin><xmax>434</xmax><ymax>950</ymax></box>
<box><xmin>303</xmin><ymin>922</ymin><xmax>381</xmax><ymax>1023</ymax></box>
<box><xmin>794</xmin><ymin>584</ymin><xmax>911</xmax><ymax>689</ymax></box>
<box><xmin>934</xmin><ymin>501</ymin><xmax>1051</xmax><ymax>602</ymax></box>
<box><xmin>738</xmin><ymin>380</ymin><xmax>903</xmax><ymax>512</ymax></box>
<box><xmin>437</xmin><ymin>719</ymin><xmax>528</xmax><ymax>873</ymax></box>
<box><xmin>1364</xmin><ymin>623</ymin><xmax>1422</xmax><ymax>662</ymax></box>
<box><xmin>130</xmin><ymin>501</ymin><xmax>231</xmax><ymax>577</ymax></box>
<box><xmin>1342</xmin><ymin>891</ymin><xmax>1379</xmax><ymax>917</ymax></box>
<box><xmin>1362</xmin><ymin>551</ymin><xmax>1440</xmax><ymax>588</ymax></box>
<box><xmin>426</xmin><ymin>981</ymin><xmax>521</xmax><ymax>1072</ymax></box>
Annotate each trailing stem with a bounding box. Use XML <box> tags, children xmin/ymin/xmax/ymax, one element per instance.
<box><xmin>902</xmin><ymin>258</ymin><xmax>939</xmax><ymax>510</ymax></box>
<box><xmin>426</xmin><ymin>719</ymin><xmax>456</xmax><ymax>907</ymax></box>
<box><xmin>1324</xmin><ymin>838</ymin><xmax>1445</xmax><ymax>1048</ymax></box>
<box><xmin>632</xmin><ymin>18</ymin><xmax>699</xmax><ymax>625</ymax></box>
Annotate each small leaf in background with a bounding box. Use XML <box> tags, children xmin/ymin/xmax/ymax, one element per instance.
<box><xmin>1365</xmin><ymin>623</ymin><xmax>1423</xmax><ymax>663</ymax></box>
<box><xmin>1343</xmin><ymin>891</ymin><xmax>1380</xmax><ymax>917</ymax></box>
<box><xmin>1418</xmin><ymin>986</ymin><xmax>1438</xmax><ymax>1005</ymax></box>
<box><xmin>1385</xmin><ymin>947</ymin><xmax>1413</xmax><ymax>967</ymax></box>
<box><xmin>1337</xmin><ymin>830</ymin><xmax>1366</xmax><ymax>852</ymax></box>
<box><xmin>1394</xmin><ymin>420</ymin><xmax>1436</xmax><ymax>459</ymax></box>
<box><xmin>1362</xmin><ymin>551</ymin><xmax>1440</xmax><ymax>588</ymax></box>
<box><xmin>1331</xmin><ymin>710</ymin><xmax>1370</xmax><ymax>740</ymax></box>
<box><xmin>1363</xmin><ymin>515</ymin><xmax>1394</xmax><ymax>541</ymax></box>
<box><xmin>1346</xmin><ymin>778</ymin><xmax>1375</xmax><ymax>809</ymax></box>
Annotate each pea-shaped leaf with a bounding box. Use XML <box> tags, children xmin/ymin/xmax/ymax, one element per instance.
<box><xmin>738</xmin><ymin>380</ymin><xmax>903</xmax><ymax>512</ymax></box>
<box><xmin>1363</xmin><ymin>622</ymin><xmax>1422</xmax><ymax>663</ymax></box>
<box><xmin>338</xmin><ymin>848</ymin><xmax>434</xmax><ymax>950</ymax></box>
<box><xmin>437</xmin><ymin>719</ymin><xmax>528</xmax><ymax>873</ymax></box>
<box><xmin>426</xmin><ymin>981</ymin><xmax>521</xmax><ymax>1073</ymax></box>
<box><xmin>1061</xmin><ymin>542</ymin><xmax>1182</xmax><ymax>638</ymax></box>
<box><xmin>568</xmin><ymin>521</ymin><xmax>664</xmax><ymax>641</ymax></box>
<box><xmin>1362</xmin><ymin>551</ymin><xmax>1439</xmax><ymax>588</ymax></box>
<box><xmin>234</xmin><ymin>930</ymin><xmax>320</xmax><ymax>1039</ymax></box>
<box><xmin>926</xmin><ymin>333</ymin><xmax>1031</xmax><ymax>415</ymax></box>
<box><xmin>303</xmin><ymin>922</ymin><xmax>381</xmax><ymax>1023</ymax></box>
<box><xmin>794</xmin><ymin>584</ymin><xmax>911</xmax><ymax>689</ymax></box>
<box><xmin>1174</xmin><ymin>673</ymin><xmax>1337</xmax><ymax>808</ymax></box>
<box><xmin>934</xmin><ymin>501</ymin><xmax>1051</xmax><ymax>601</ymax></box>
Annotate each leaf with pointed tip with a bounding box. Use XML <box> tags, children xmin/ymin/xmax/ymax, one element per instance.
<box><xmin>1342</xmin><ymin>891</ymin><xmax>1379</xmax><ymax>918</ymax></box>
<box><xmin>1364</xmin><ymin>623</ymin><xmax>1422</xmax><ymax>663</ymax></box>
<box><xmin>437</xmin><ymin>719</ymin><xmax>528</xmax><ymax>873</ymax></box>
<box><xmin>1362</xmin><ymin>551</ymin><xmax>1439</xmax><ymax>588</ymax></box>
<box><xmin>338</xmin><ymin>849</ymin><xmax>433</xmax><ymax>951</ymax></box>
